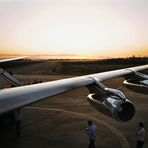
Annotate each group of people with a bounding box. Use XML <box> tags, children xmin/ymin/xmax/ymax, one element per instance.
<box><xmin>86</xmin><ymin>120</ymin><xmax>145</xmax><ymax>148</ymax></box>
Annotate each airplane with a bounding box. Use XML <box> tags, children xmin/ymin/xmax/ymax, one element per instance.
<box><xmin>0</xmin><ymin>57</ymin><xmax>148</xmax><ymax>126</ymax></box>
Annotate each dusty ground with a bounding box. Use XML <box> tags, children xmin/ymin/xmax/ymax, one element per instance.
<box><xmin>0</xmin><ymin>61</ymin><xmax>148</xmax><ymax>148</ymax></box>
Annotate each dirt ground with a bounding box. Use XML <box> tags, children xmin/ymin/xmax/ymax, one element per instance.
<box><xmin>0</xmin><ymin>61</ymin><xmax>148</xmax><ymax>148</ymax></box>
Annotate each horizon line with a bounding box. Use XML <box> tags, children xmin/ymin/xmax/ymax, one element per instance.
<box><xmin>0</xmin><ymin>54</ymin><xmax>148</xmax><ymax>60</ymax></box>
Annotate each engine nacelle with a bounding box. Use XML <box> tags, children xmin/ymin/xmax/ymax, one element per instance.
<box><xmin>123</xmin><ymin>71</ymin><xmax>148</xmax><ymax>94</ymax></box>
<box><xmin>87</xmin><ymin>94</ymin><xmax>135</xmax><ymax>122</ymax></box>
<box><xmin>123</xmin><ymin>80</ymin><xmax>148</xmax><ymax>94</ymax></box>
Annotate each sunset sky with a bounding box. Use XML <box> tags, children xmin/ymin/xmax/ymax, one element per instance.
<box><xmin>0</xmin><ymin>0</ymin><xmax>148</xmax><ymax>59</ymax></box>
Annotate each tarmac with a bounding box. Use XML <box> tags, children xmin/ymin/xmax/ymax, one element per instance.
<box><xmin>0</xmin><ymin>61</ymin><xmax>148</xmax><ymax>148</ymax></box>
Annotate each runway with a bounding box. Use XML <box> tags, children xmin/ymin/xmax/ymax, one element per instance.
<box><xmin>25</xmin><ymin>106</ymin><xmax>130</xmax><ymax>148</ymax></box>
<box><xmin>0</xmin><ymin>61</ymin><xmax>148</xmax><ymax>148</ymax></box>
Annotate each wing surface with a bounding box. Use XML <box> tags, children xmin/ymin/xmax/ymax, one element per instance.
<box><xmin>0</xmin><ymin>65</ymin><xmax>148</xmax><ymax>114</ymax></box>
<box><xmin>0</xmin><ymin>56</ymin><xmax>28</xmax><ymax>63</ymax></box>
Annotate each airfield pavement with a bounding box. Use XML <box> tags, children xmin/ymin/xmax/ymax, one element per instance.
<box><xmin>0</xmin><ymin>60</ymin><xmax>148</xmax><ymax>148</ymax></box>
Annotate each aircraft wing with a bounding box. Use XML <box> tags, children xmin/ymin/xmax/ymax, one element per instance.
<box><xmin>0</xmin><ymin>65</ymin><xmax>148</xmax><ymax>115</ymax></box>
<box><xmin>0</xmin><ymin>56</ymin><xmax>28</xmax><ymax>63</ymax></box>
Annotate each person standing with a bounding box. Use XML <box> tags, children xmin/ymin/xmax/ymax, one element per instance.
<box><xmin>86</xmin><ymin>120</ymin><xmax>96</xmax><ymax>148</ymax></box>
<box><xmin>15</xmin><ymin>109</ymin><xmax>22</xmax><ymax>138</ymax></box>
<box><xmin>136</xmin><ymin>122</ymin><xmax>145</xmax><ymax>148</ymax></box>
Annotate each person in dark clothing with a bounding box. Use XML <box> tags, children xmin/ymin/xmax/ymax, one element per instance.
<box><xmin>86</xmin><ymin>120</ymin><xmax>96</xmax><ymax>148</ymax></box>
<box><xmin>15</xmin><ymin>109</ymin><xmax>22</xmax><ymax>138</ymax></box>
<box><xmin>136</xmin><ymin>122</ymin><xmax>145</xmax><ymax>148</ymax></box>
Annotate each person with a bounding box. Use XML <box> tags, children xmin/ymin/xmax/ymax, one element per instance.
<box><xmin>86</xmin><ymin>120</ymin><xmax>96</xmax><ymax>148</ymax></box>
<box><xmin>15</xmin><ymin>109</ymin><xmax>22</xmax><ymax>138</ymax></box>
<box><xmin>136</xmin><ymin>122</ymin><xmax>145</xmax><ymax>148</ymax></box>
<box><xmin>9</xmin><ymin>70</ymin><xmax>13</xmax><ymax>76</ymax></box>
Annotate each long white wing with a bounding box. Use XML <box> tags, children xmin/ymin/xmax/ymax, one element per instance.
<box><xmin>0</xmin><ymin>56</ymin><xmax>28</xmax><ymax>63</ymax></box>
<box><xmin>0</xmin><ymin>65</ymin><xmax>148</xmax><ymax>114</ymax></box>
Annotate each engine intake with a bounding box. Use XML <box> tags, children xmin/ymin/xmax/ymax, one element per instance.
<box><xmin>87</xmin><ymin>94</ymin><xmax>135</xmax><ymax>122</ymax></box>
<box><xmin>87</xmin><ymin>77</ymin><xmax>135</xmax><ymax>122</ymax></box>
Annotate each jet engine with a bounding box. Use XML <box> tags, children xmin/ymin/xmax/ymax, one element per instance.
<box><xmin>87</xmin><ymin>78</ymin><xmax>135</xmax><ymax>122</ymax></box>
<box><xmin>123</xmin><ymin>71</ymin><xmax>148</xmax><ymax>94</ymax></box>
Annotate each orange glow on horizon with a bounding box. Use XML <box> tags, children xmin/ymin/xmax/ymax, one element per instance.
<box><xmin>0</xmin><ymin>48</ymin><xmax>147</xmax><ymax>60</ymax></box>
<box><xmin>0</xmin><ymin>0</ymin><xmax>148</xmax><ymax>59</ymax></box>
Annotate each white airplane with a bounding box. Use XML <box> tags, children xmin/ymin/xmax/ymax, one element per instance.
<box><xmin>0</xmin><ymin>57</ymin><xmax>148</xmax><ymax>123</ymax></box>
